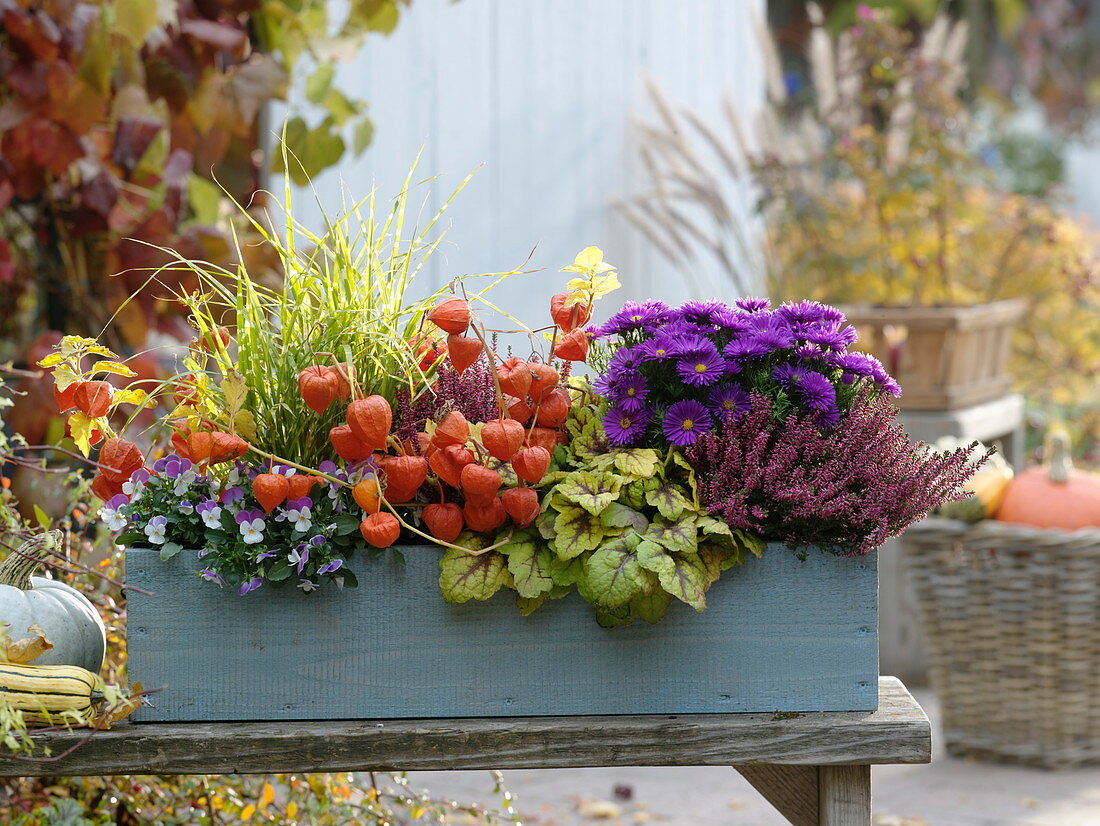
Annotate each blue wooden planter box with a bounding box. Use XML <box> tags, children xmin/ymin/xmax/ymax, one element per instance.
<box><xmin>126</xmin><ymin>544</ymin><xmax>878</xmax><ymax>721</ymax></box>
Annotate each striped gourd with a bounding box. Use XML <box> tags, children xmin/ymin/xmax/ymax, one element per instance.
<box><xmin>0</xmin><ymin>662</ymin><xmax>104</xmax><ymax>725</ymax></box>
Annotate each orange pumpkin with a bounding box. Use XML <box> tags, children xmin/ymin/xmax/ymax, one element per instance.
<box><xmin>996</xmin><ymin>431</ymin><xmax>1100</xmax><ymax>530</ymax></box>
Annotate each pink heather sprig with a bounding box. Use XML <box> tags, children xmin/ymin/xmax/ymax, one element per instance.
<box><xmin>685</xmin><ymin>392</ymin><xmax>988</xmax><ymax>555</ymax></box>
<box><xmin>393</xmin><ymin>360</ymin><xmax>501</xmax><ymax>441</ymax></box>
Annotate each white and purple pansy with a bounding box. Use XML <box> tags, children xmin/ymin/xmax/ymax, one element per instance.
<box><xmin>100</xmin><ymin>494</ymin><xmax>130</xmax><ymax>531</ymax></box>
<box><xmin>317</xmin><ymin>558</ymin><xmax>343</xmax><ymax>576</ymax></box>
<box><xmin>122</xmin><ymin>468</ymin><xmax>150</xmax><ymax>501</ymax></box>
<box><xmin>234</xmin><ymin>509</ymin><xmax>266</xmax><ymax>544</ymax></box>
<box><xmin>199</xmin><ymin>569</ymin><xmax>223</xmax><ymax>584</ymax></box>
<box><xmin>143</xmin><ymin>515</ymin><xmax>168</xmax><ymax>545</ymax></box>
<box><xmin>238</xmin><ymin>576</ymin><xmax>263</xmax><ymax>595</ymax></box>
<box><xmin>279</xmin><ymin>497</ymin><xmax>313</xmax><ymax>533</ymax></box>
<box><xmin>196</xmin><ymin>497</ymin><xmax>223</xmax><ymax>530</ymax></box>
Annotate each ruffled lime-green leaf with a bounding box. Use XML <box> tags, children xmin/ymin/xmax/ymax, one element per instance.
<box><xmin>502</xmin><ymin>535</ymin><xmax>555</xmax><ymax>599</ymax></box>
<box><xmin>600</xmin><ymin>501</ymin><xmax>649</xmax><ymax>534</ymax></box>
<box><xmin>516</xmin><ymin>593</ymin><xmax>548</xmax><ymax>616</ymax></box>
<box><xmin>697</xmin><ymin>542</ymin><xmax>733</xmax><ymax>583</ymax></box>
<box><xmin>583</xmin><ymin>536</ymin><xmax>646</xmax><ymax>609</ymax></box>
<box><xmin>551</xmin><ymin>504</ymin><xmax>608</xmax><ymax>559</ymax></box>
<box><xmin>734</xmin><ymin>529</ymin><xmax>766</xmax><ymax>558</ymax></box>
<box><xmin>614</xmin><ymin>448</ymin><xmax>660</xmax><ymax>479</ymax></box>
<box><xmin>547</xmin><ymin>554</ymin><xmax>584</xmax><ymax>586</ymax></box>
<box><xmin>555</xmin><ymin>470</ymin><xmax>622</xmax><ymax>516</ymax></box>
<box><xmin>636</xmin><ymin>540</ymin><xmax>675</xmax><ymax>578</ymax></box>
<box><xmin>645</xmin><ymin>483</ymin><xmax>694</xmax><ymax>521</ymax></box>
<box><xmin>671</xmin><ymin>450</ymin><xmax>699</xmax><ymax>496</ymax></box>
<box><xmin>438</xmin><ymin>549</ymin><xmax>510</xmax><ymax>603</ymax></box>
<box><xmin>645</xmin><ymin>514</ymin><xmax>699</xmax><ymax>555</ymax></box>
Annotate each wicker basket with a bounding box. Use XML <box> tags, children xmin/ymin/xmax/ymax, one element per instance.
<box><xmin>842</xmin><ymin>300</ymin><xmax>1025</xmax><ymax>411</ymax></box>
<box><xmin>902</xmin><ymin>518</ymin><xmax>1100</xmax><ymax>768</ymax></box>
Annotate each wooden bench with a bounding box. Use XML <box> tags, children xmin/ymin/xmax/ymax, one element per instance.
<box><xmin>0</xmin><ymin>677</ymin><xmax>929</xmax><ymax>826</ymax></box>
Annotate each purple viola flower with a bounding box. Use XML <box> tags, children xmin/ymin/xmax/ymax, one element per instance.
<box><xmin>317</xmin><ymin>558</ymin><xmax>343</xmax><ymax>575</ymax></box>
<box><xmin>280</xmin><ymin>498</ymin><xmax>313</xmax><ymax>533</ymax></box>
<box><xmin>143</xmin><ymin>515</ymin><xmax>168</xmax><ymax>545</ymax></box>
<box><xmin>196</xmin><ymin>498</ymin><xmax>223</xmax><ymax>530</ymax></box>
<box><xmin>676</xmin><ymin>350</ymin><xmax>726</xmax><ymax>387</ymax></box>
<box><xmin>122</xmin><ymin>468</ymin><xmax>150</xmax><ymax>500</ymax></box>
<box><xmin>318</xmin><ymin>460</ymin><xmax>340</xmax><ymax>475</ymax></box>
<box><xmin>661</xmin><ymin>400</ymin><xmax>713</xmax><ymax>447</ymax></box>
<box><xmin>600</xmin><ymin>300</ymin><xmax>673</xmax><ymax>336</ymax></box>
<box><xmin>603</xmin><ymin>405</ymin><xmax>651</xmax><ymax>446</ymax></box>
<box><xmin>235</xmin><ymin>509</ymin><xmax>266</xmax><ymax>544</ymax></box>
<box><xmin>238</xmin><ymin>577</ymin><xmax>263</xmax><ymax>595</ymax></box>
<box><xmin>735</xmin><ymin>297</ymin><xmax>772</xmax><ymax>313</ymax></box>
<box><xmin>289</xmin><ymin>543</ymin><xmax>311</xmax><ymax>575</ymax></box>
<box><xmin>255</xmin><ymin>551</ymin><xmax>277</xmax><ymax>561</ymax></box>
<box><xmin>612</xmin><ymin>373</ymin><xmax>649</xmax><ymax>412</ymax></box>
<box><xmin>309</xmin><ymin>535</ymin><xmax>328</xmax><ymax>547</ymax></box>
<box><xmin>707</xmin><ymin>384</ymin><xmax>751</xmax><ymax>420</ymax></box>
<box><xmin>220</xmin><ymin>486</ymin><xmax>245</xmax><ymax>509</ymax></box>
<box><xmin>100</xmin><ymin>495</ymin><xmax>130</xmax><ymax>532</ymax></box>
<box><xmin>199</xmin><ymin>569</ymin><xmax>224</xmax><ymax>584</ymax></box>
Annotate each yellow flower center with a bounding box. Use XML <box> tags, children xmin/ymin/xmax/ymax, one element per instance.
<box><xmin>626</xmin><ymin>387</ymin><xmax>637</xmax><ymax>397</ymax></box>
<box><xmin>694</xmin><ymin>363</ymin><xmax>708</xmax><ymax>373</ymax></box>
<box><xmin>619</xmin><ymin>417</ymin><xmax>633</xmax><ymax>429</ymax></box>
<box><xmin>680</xmin><ymin>419</ymin><xmax>694</xmax><ymax>430</ymax></box>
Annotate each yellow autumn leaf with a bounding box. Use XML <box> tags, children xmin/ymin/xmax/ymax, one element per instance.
<box><xmin>259</xmin><ymin>782</ymin><xmax>275</xmax><ymax>809</ymax></box>
<box><xmin>410</xmin><ymin>805</ymin><xmax>426</xmax><ymax>819</ymax></box>
<box><xmin>561</xmin><ymin>246</ymin><xmax>615</xmax><ymax>275</ymax></box>
<box><xmin>240</xmin><ymin>803</ymin><xmax>256</xmax><ymax>820</ymax></box>
<box><xmin>93</xmin><ymin>361</ymin><xmax>137</xmax><ymax>378</ymax></box>
<box><xmin>36</xmin><ymin>353</ymin><xmax>63</xmax><ymax>369</ymax></box>
<box><xmin>221</xmin><ymin>370</ymin><xmax>249</xmax><ymax>414</ymax></box>
<box><xmin>286</xmin><ymin>801</ymin><xmax>298</xmax><ymax>818</ymax></box>
<box><xmin>52</xmin><ymin>364</ymin><xmax>81</xmax><ymax>391</ymax></box>
<box><xmin>69</xmin><ymin>412</ymin><xmax>99</xmax><ymax>457</ymax></box>
<box><xmin>112</xmin><ymin>388</ymin><xmax>153</xmax><ymax>408</ymax></box>
<box><xmin>4</xmin><ymin>624</ymin><xmax>53</xmax><ymax>664</ymax></box>
<box><xmin>232</xmin><ymin>410</ymin><xmax>259</xmax><ymax>442</ymax></box>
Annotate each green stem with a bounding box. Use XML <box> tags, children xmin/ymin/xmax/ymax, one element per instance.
<box><xmin>0</xmin><ymin>532</ymin><xmax>61</xmax><ymax>590</ymax></box>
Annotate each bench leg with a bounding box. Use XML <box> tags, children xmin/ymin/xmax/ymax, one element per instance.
<box><xmin>734</xmin><ymin>764</ymin><xmax>871</xmax><ymax>826</ymax></box>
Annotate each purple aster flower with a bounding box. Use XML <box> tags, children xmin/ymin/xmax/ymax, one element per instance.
<box><xmin>317</xmin><ymin>558</ymin><xmax>343</xmax><ymax>575</ymax></box>
<box><xmin>724</xmin><ymin>337</ymin><xmax>773</xmax><ymax>362</ymax></box>
<box><xmin>612</xmin><ymin>373</ymin><xmax>649</xmax><ymax>412</ymax></box>
<box><xmin>238</xmin><ymin>577</ymin><xmax>263</xmax><ymax>595</ymax></box>
<box><xmin>794</xmin><ymin>343</ymin><xmax>826</xmax><ymax>362</ymax></box>
<box><xmin>603</xmin><ymin>405</ymin><xmax>651</xmax><ymax>446</ymax></box>
<box><xmin>797</xmin><ymin>371</ymin><xmax>838</xmax><ymax>415</ymax></box>
<box><xmin>707</xmin><ymin>384</ymin><xmax>751</xmax><ymax>420</ymax></box>
<box><xmin>777</xmin><ymin>300</ymin><xmax>846</xmax><ymax>327</ymax></box>
<box><xmin>677</xmin><ymin>350</ymin><xmax>726</xmax><ymax>386</ymax></box>
<box><xmin>678</xmin><ymin>300</ymin><xmax>727</xmax><ymax>327</ymax></box>
<box><xmin>637</xmin><ymin>332</ymin><xmax>683</xmax><ymax>362</ymax></box>
<box><xmin>608</xmin><ymin>346</ymin><xmax>644</xmax><ymax>373</ymax></box>
<box><xmin>802</xmin><ymin>323</ymin><xmax>858</xmax><ymax>351</ymax></box>
<box><xmin>773</xmin><ymin>363</ymin><xmax>812</xmax><ymax>388</ymax></box>
<box><xmin>829</xmin><ymin>351</ymin><xmax>878</xmax><ymax>376</ymax></box>
<box><xmin>746</xmin><ymin>314</ymin><xmax>795</xmax><ymax>350</ymax></box>
<box><xmin>735</xmin><ymin>297</ymin><xmax>772</xmax><ymax>313</ymax></box>
<box><xmin>714</xmin><ymin>308</ymin><xmax>752</xmax><ymax>334</ymax></box>
<box><xmin>600</xmin><ymin>300</ymin><xmax>673</xmax><ymax>336</ymax></box>
<box><xmin>878</xmin><ymin>375</ymin><xmax>902</xmax><ymax>398</ymax></box>
<box><xmin>662</xmin><ymin>400</ymin><xmax>713</xmax><ymax>446</ymax></box>
<box><xmin>668</xmin><ymin>333</ymin><xmax>718</xmax><ymax>358</ymax></box>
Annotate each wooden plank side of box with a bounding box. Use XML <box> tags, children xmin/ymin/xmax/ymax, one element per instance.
<box><xmin>126</xmin><ymin>544</ymin><xmax>878</xmax><ymax>721</ymax></box>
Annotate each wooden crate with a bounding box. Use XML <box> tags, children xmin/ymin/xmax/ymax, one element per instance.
<box><xmin>126</xmin><ymin>544</ymin><xmax>878</xmax><ymax>721</ymax></box>
<box><xmin>841</xmin><ymin>299</ymin><xmax>1025</xmax><ymax>411</ymax></box>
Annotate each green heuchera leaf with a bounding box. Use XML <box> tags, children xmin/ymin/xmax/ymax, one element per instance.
<box><xmin>439</xmin><ymin>549</ymin><xmax>510</xmax><ymax>603</ymax></box>
<box><xmin>565</xmin><ymin>403</ymin><xmax>607</xmax><ymax>463</ymax></box>
<box><xmin>646</xmin><ymin>483</ymin><xmax>694</xmax><ymax>520</ymax></box>
<box><xmin>502</xmin><ymin>534</ymin><xmax>555</xmax><ymax>599</ymax></box>
<box><xmin>614</xmin><ymin>448</ymin><xmax>661</xmax><ymax>479</ymax></box>
<box><xmin>551</xmin><ymin>504</ymin><xmax>610</xmax><ymax>559</ymax></box>
<box><xmin>516</xmin><ymin>594</ymin><xmax>547</xmax><ymax>616</ymax></box>
<box><xmin>594</xmin><ymin>603</ymin><xmax>634</xmax><ymax>628</ymax></box>
<box><xmin>636</xmin><ymin>540</ymin><xmax>676</xmax><ymax>578</ymax></box>
<box><xmin>547</xmin><ymin>554</ymin><xmax>584</xmax><ymax>586</ymax></box>
<box><xmin>600</xmin><ymin>501</ymin><xmax>649</xmax><ymax>533</ymax></box>
<box><xmin>645</xmin><ymin>514</ymin><xmax>699</xmax><ymax>555</ymax></box>
<box><xmin>631</xmin><ymin>589</ymin><xmax>672</xmax><ymax>624</ymax></box>
<box><xmin>583</xmin><ymin>536</ymin><xmax>647</xmax><ymax>609</ymax></box>
<box><xmin>671</xmin><ymin>450</ymin><xmax>699</xmax><ymax>497</ymax></box>
<box><xmin>620</xmin><ymin>476</ymin><xmax>660</xmax><ymax>510</ymax></box>
<box><xmin>658</xmin><ymin>552</ymin><xmax>710</xmax><ymax>611</ymax></box>
<box><xmin>556</xmin><ymin>470</ymin><xmax>623</xmax><ymax>516</ymax></box>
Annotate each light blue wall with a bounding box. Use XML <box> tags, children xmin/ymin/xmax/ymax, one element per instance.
<box><xmin>275</xmin><ymin>0</ymin><xmax>765</xmax><ymax>324</ymax></box>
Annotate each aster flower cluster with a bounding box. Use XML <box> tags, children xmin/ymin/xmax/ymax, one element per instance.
<box><xmin>593</xmin><ymin>297</ymin><xmax>901</xmax><ymax>448</ymax></box>
<box><xmin>106</xmin><ymin>456</ymin><xmax>375</xmax><ymax>594</ymax></box>
<box><xmin>685</xmin><ymin>392</ymin><xmax>987</xmax><ymax>555</ymax></box>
